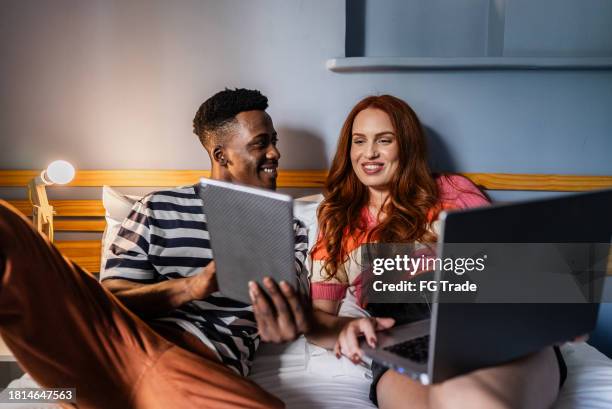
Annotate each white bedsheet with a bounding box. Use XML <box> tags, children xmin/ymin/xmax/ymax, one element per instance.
<box><xmin>5</xmin><ymin>340</ymin><xmax>612</xmax><ymax>408</ymax></box>
<box><xmin>554</xmin><ymin>342</ymin><xmax>612</xmax><ymax>409</ymax></box>
<box><xmin>249</xmin><ymin>338</ymin><xmax>612</xmax><ymax>409</ymax></box>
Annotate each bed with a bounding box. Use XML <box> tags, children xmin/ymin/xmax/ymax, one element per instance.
<box><xmin>1</xmin><ymin>169</ymin><xmax>612</xmax><ymax>408</ymax></box>
<box><xmin>5</xmin><ymin>339</ymin><xmax>612</xmax><ymax>409</ymax></box>
<box><xmin>252</xmin><ymin>339</ymin><xmax>612</xmax><ymax>409</ymax></box>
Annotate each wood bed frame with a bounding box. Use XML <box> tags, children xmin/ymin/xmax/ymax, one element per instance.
<box><xmin>2</xmin><ymin>170</ymin><xmax>612</xmax><ymax>273</ymax></box>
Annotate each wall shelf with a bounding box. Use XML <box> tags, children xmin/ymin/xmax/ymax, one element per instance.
<box><xmin>326</xmin><ymin>57</ymin><xmax>612</xmax><ymax>72</ymax></box>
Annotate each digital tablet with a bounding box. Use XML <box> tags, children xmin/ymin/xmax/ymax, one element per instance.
<box><xmin>197</xmin><ymin>177</ymin><xmax>296</xmax><ymax>304</ymax></box>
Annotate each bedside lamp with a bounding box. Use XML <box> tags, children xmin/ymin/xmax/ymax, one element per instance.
<box><xmin>28</xmin><ymin>160</ymin><xmax>75</xmax><ymax>242</ymax></box>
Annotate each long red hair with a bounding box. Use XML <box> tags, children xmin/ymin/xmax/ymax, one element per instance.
<box><xmin>314</xmin><ymin>95</ymin><xmax>440</xmax><ymax>281</ymax></box>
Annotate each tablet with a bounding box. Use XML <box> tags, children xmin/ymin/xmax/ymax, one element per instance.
<box><xmin>197</xmin><ymin>177</ymin><xmax>296</xmax><ymax>304</ymax></box>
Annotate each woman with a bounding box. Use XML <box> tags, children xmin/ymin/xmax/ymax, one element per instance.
<box><xmin>306</xmin><ymin>95</ymin><xmax>564</xmax><ymax>409</ymax></box>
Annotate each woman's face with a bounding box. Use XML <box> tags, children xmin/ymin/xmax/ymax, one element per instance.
<box><xmin>350</xmin><ymin>107</ymin><xmax>400</xmax><ymax>192</ymax></box>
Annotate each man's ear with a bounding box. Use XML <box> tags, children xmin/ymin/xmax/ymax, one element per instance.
<box><xmin>212</xmin><ymin>145</ymin><xmax>228</xmax><ymax>166</ymax></box>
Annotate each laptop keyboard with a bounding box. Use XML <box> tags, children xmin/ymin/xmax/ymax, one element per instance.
<box><xmin>383</xmin><ymin>335</ymin><xmax>430</xmax><ymax>364</ymax></box>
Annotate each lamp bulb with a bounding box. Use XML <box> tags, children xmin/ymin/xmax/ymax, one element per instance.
<box><xmin>45</xmin><ymin>160</ymin><xmax>75</xmax><ymax>185</ymax></box>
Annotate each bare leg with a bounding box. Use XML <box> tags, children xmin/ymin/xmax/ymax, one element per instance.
<box><xmin>377</xmin><ymin>347</ymin><xmax>559</xmax><ymax>409</ymax></box>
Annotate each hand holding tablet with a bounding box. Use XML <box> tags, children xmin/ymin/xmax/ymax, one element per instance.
<box><xmin>197</xmin><ymin>177</ymin><xmax>298</xmax><ymax>304</ymax></box>
<box><xmin>249</xmin><ymin>277</ymin><xmax>312</xmax><ymax>343</ymax></box>
<box><xmin>197</xmin><ymin>177</ymin><xmax>311</xmax><ymax>342</ymax></box>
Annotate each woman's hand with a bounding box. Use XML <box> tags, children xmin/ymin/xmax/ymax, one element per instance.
<box><xmin>557</xmin><ymin>334</ymin><xmax>589</xmax><ymax>345</ymax></box>
<box><xmin>572</xmin><ymin>334</ymin><xmax>589</xmax><ymax>343</ymax></box>
<box><xmin>334</xmin><ymin>317</ymin><xmax>395</xmax><ymax>364</ymax></box>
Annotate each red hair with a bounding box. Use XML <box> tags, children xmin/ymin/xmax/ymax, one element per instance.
<box><xmin>314</xmin><ymin>95</ymin><xmax>440</xmax><ymax>281</ymax></box>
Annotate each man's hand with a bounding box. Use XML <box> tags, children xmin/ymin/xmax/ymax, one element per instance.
<box><xmin>187</xmin><ymin>261</ymin><xmax>218</xmax><ymax>300</ymax></box>
<box><xmin>103</xmin><ymin>262</ymin><xmax>218</xmax><ymax>317</ymax></box>
<box><xmin>249</xmin><ymin>277</ymin><xmax>311</xmax><ymax>343</ymax></box>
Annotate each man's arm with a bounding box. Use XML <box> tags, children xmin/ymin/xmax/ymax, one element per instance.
<box><xmin>102</xmin><ymin>262</ymin><xmax>217</xmax><ymax>318</ymax></box>
<box><xmin>101</xmin><ymin>195</ymin><xmax>217</xmax><ymax>317</ymax></box>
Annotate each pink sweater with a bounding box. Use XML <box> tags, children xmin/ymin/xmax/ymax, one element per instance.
<box><xmin>310</xmin><ymin>174</ymin><xmax>490</xmax><ymax>301</ymax></box>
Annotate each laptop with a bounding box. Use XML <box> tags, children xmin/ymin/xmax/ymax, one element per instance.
<box><xmin>361</xmin><ymin>188</ymin><xmax>612</xmax><ymax>384</ymax></box>
<box><xmin>197</xmin><ymin>177</ymin><xmax>297</xmax><ymax>304</ymax></box>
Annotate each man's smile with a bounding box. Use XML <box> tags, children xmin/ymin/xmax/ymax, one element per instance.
<box><xmin>260</xmin><ymin>162</ymin><xmax>278</xmax><ymax>177</ymax></box>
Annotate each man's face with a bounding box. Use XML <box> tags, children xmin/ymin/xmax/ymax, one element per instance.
<box><xmin>221</xmin><ymin>110</ymin><xmax>280</xmax><ymax>190</ymax></box>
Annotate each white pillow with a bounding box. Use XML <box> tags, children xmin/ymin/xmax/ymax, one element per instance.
<box><xmin>100</xmin><ymin>187</ymin><xmax>323</xmax><ymax>274</ymax></box>
<box><xmin>100</xmin><ymin>186</ymin><xmax>141</xmax><ymax>274</ymax></box>
<box><xmin>294</xmin><ymin>194</ymin><xmax>323</xmax><ymax>252</ymax></box>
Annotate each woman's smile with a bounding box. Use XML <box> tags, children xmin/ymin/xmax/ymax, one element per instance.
<box><xmin>361</xmin><ymin>161</ymin><xmax>385</xmax><ymax>175</ymax></box>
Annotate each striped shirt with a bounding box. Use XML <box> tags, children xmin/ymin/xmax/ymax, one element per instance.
<box><xmin>101</xmin><ymin>185</ymin><xmax>309</xmax><ymax>375</ymax></box>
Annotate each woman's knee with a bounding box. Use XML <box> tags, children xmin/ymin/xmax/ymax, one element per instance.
<box><xmin>376</xmin><ymin>370</ymin><xmax>430</xmax><ymax>409</ymax></box>
<box><xmin>374</xmin><ymin>368</ymin><xmax>511</xmax><ymax>409</ymax></box>
<box><xmin>429</xmin><ymin>379</ymin><xmax>510</xmax><ymax>409</ymax></box>
<box><xmin>430</xmin><ymin>348</ymin><xmax>560</xmax><ymax>409</ymax></box>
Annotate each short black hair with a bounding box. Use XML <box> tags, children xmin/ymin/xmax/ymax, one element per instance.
<box><xmin>193</xmin><ymin>88</ymin><xmax>269</xmax><ymax>149</ymax></box>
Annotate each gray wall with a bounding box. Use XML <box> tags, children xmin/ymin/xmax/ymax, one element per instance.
<box><xmin>504</xmin><ymin>0</ymin><xmax>612</xmax><ymax>57</ymax></box>
<box><xmin>360</xmin><ymin>0</ymin><xmax>490</xmax><ymax>57</ymax></box>
<box><xmin>357</xmin><ymin>0</ymin><xmax>612</xmax><ymax>57</ymax></box>
<box><xmin>0</xmin><ymin>0</ymin><xmax>611</xmax><ymax>353</ymax></box>
<box><xmin>0</xmin><ymin>0</ymin><xmax>343</xmax><ymax>171</ymax></box>
<box><xmin>2</xmin><ymin>0</ymin><xmax>611</xmax><ymax>178</ymax></box>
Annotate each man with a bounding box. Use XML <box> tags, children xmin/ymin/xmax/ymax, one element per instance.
<box><xmin>0</xmin><ymin>88</ymin><xmax>310</xmax><ymax>408</ymax></box>
<box><xmin>102</xmin><ymin>87</ymin><xmax>311</xmax><ymax>375</ymax></box>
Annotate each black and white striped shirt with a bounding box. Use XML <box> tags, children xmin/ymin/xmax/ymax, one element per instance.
<box><xmin>101</xmin><ymin>185</ymin><xmax>309</xmax><ymax>375</ymax></box>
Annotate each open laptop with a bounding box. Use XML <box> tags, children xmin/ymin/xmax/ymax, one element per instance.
<box><xmin>361</xmin><ymin>188</ymin><xmax>612</xmax><ymax>384</ymax></box>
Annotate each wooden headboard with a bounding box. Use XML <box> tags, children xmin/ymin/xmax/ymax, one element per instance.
<box><xmin>2</xmin><ymin>170</ymin><xmax>612</xmax><ymax>273</ymax></box>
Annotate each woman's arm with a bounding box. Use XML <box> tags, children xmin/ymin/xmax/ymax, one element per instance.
<box><xmin>306</xmin><ymin>298</ymin><xmax>396</xmax><ymax>362</ymax></box>
<box><xmin>305</xmin><ymin>298</ymin><xmax>397</xmax><ymax>358</ymax></box>
<box><xmin>306</xmin><ymin>299</ymin><xmax>354</xmax><ymax>349</ymax></box>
